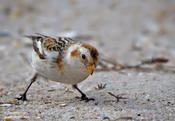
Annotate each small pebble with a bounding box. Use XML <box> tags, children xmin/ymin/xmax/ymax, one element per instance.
<box><xmin>137</xmin><ymin>114</ymin><xmax>141</xmax><ymax>116</ymax></box>
<box><xmin>103</xmin><ymin>116</ymin><xmax>110</xmax><ymax>120</ymax></box>
<box><xmin>0</xmin><ymin>104</ymin><xmax>12</xmax><ymax>107</ymax></box>
<box><xmin>23</xmin><ymin>101</ymin><xmax>28</xmax><ymax>105</ymax></box>
<box><xmin>94</xmin><ymin>102</ymin><xmax>98</xmax><ymax>105</ymax></box>
<box><xmin>8</xmin><ymin>99</ymin><xmax>19</xmax><ymax>105</ymax></box>
<box><xmin>60</xmin><ymin>103</ymin><xmax>67</xmax><ymax>107</ymax></box>
<box><xmin>69</xmin><ymin>116</ymin><xmax>75</xmax><ymax>119</ymax></box>
<box><xmin>4</xmin><ymin>116</ymin><xmax>12</xmax><ymax>121</ymax></box>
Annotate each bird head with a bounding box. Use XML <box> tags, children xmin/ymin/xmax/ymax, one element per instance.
<box><xmin>67</xmin><ymin>43</ymin><xmax>99</xmax><ymax>75</ymax></box>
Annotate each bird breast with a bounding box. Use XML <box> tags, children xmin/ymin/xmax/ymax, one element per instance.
<box><xmin>31</xmin><ymin>52</ymin><xmax>89</xmax><ymax>85</ymax></box>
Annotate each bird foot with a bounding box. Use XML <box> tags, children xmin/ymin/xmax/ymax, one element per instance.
<box><xmin>76</xmin><ymin>94</ymin><xmax>95</xmax><ymax>102</ymax></box>
<box><xmin>16</xmin><ymin>94</ymin><xmax>27</xmax><ymax>101</ymax></box>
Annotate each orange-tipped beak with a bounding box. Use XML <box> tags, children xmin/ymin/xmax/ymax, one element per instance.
<box><xmin>86</xmin><ymin>64</ymin><xmax>95</xmax><ymax>75</ymax></box>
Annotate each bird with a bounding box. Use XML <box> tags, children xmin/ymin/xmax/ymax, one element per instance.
<box><xmin>16</xmin><ymin>33</ymin><xmax>99</xmax><ymax>102</ymax></box>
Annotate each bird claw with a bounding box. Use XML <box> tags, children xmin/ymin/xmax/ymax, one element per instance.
<box><xmin>16</xmin><ymin>94</ymin><xmax>27</xmax><ymax>101</ymax></box>
<box><xmin>75</xmin><ymin>95</ymin><xmax>95</xmax><ymax>102</ymax></box>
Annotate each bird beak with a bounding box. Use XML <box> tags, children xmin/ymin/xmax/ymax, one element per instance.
<box><xmin>86</xmin><ymin>64</ymin><xmax>95</xmax><ymax>75</ymax></box>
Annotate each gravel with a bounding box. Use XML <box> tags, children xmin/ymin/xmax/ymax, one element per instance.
<box><xmin>1</xmin><ymin>0</ymin><xmax>175</xmax><ymax>120</ymax></box>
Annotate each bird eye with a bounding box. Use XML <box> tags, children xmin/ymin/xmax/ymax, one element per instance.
<box><xmin>81</xmin><ymin>54</ymin><xmax>86</xmax><ymax>60</ymax></box>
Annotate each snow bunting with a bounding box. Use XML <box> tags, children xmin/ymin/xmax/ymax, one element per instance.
<box><xmin>17</xmin><ymin>33</ymin><xmax>99</xmax><ymax>102</ymax></box>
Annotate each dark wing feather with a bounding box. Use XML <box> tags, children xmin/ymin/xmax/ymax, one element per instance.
<box><xmin>25</xmin><ymin>35</ymin><xmax>45</xmax><ymax>59</ymax></box>
<box><xmin>25</xmin><ymin>34</ymin><xmax>75</xmax><ymax>59</ymax></box>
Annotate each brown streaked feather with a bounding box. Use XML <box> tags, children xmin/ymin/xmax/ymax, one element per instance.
<box><xmin>43</xmin><ymin>38</ymin><xmax>58</xmax><ymax>51</ymax></box>
<box><xmin>25</xmin><ymin>34</ymin><xmax>75</xmax><ymax>60</ymax></box>
<box><xmin>55</xmin><ymin>55</ymin><xmax>64</xmax><ymax>74</ymax></box>
<box><xmin>71</xmin><ymin>49</ymin><xmax>79</xmax><ymax>57</ymax></box>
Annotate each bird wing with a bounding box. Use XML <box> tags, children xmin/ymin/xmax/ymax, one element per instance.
<box><xmin>25</xmin><ymin>33</ymin><xmax>74</xmax><ymax>61</ymax></box>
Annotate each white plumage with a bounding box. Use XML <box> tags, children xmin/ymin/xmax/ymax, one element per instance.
<box><xmin>17</xmin><ymin>34</ymin><xmax>99</xmax><ymax>102</ymax></box>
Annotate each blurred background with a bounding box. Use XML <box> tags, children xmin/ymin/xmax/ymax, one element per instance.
<box><xmin>1</xmin><ymin>0</ymin><xmax>175</xmax><ymax>61</ymax></box>
<box><xmin>1</xmin><ymin>0</ymin><xmax>175</xmax><ymax>120</ymax></box>
<box><xmin>1</xmin><ymin>0</ymin><xmax>175</xmax><ymax>79</ymax></box>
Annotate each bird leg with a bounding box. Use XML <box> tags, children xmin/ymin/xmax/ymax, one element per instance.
<box><xmin>16</xmin><ymin>73</ymin><xmax>38</xmax><ymax>101</ymax></box>
<box><xmin>72</xmin><ymin>84</ymin><xmax>94</xmax><ymax>102</ymax></box>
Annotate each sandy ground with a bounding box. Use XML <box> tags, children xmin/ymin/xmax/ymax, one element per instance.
<box><xmin>1</xmin><ymin>0</ymin><xmax>175</xmax><ymax>121</ymax></box>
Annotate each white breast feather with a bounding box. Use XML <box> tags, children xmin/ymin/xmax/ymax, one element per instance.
<box><xmin>32</xmin><ymin>50</ymin><xmax>89</xmax><ymax>85</ymax></box>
